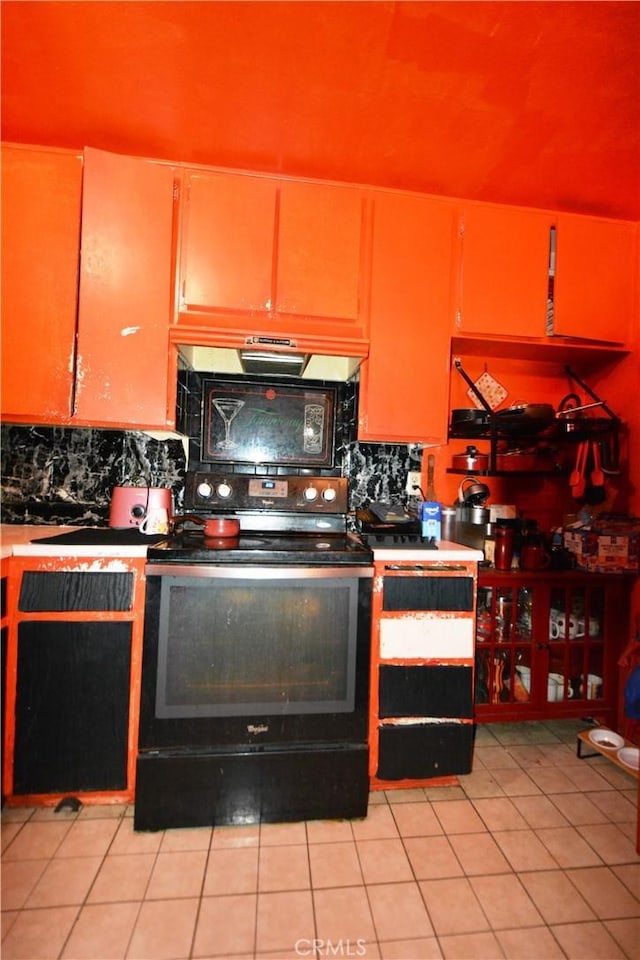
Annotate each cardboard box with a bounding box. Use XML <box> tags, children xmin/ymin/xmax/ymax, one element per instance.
<box><xmin>563</xmin><ymin>516</ymin><xmax>640</xmax><ymax>574</ymax></box>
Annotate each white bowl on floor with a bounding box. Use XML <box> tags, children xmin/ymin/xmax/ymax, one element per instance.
<box><xmin>588</xmin><ymin>728</ymin><xmax>624</xmax><ymax>750</ymax></box>
<box><xmin>616</xmin><ymin>746</ymin><xmax>639</xmax><ymax>771</ymax></box>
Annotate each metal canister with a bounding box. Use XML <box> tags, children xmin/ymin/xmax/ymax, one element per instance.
<box><xmin>441</xmin><ymin>506</ymin><xmax>456</xmax><ymax>541</ymax></box>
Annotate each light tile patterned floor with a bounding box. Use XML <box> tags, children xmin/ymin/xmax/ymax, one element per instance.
<box><xmin>1</xmin><ymin>720</ymin><xmax>638</xmax><ymax>959</ymax></box>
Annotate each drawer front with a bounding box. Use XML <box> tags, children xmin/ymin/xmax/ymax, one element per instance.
<box><xmin>377</xmin><ymin>721</ymin><xmax>473</xmax><ymax>780</ymax></box>
<box><xmin>379</xmin><ymin>616</ymin><xmax>473</xmax><ymax>659</ymax></box>
<box><xmin>382</xmin><ymin>575</ymin><xmax>474</xmax><ymax>612</ymax></box>
<box><xmin>379</xmin><ymin>665</ymin><xmax>473</xmax><ymax>719</ymax></box>
<box><xmin>19</xmin><ymin>571</ymin><xmax>134</xmax><ymax>612</ymax></box>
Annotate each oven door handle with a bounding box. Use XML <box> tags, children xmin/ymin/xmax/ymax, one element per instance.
<box><xmin>145</xmin><ymin>564</ymin><xmax>374</xmax><ymax>579</ymax></box>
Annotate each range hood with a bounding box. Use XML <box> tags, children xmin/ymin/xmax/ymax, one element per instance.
<box><xmin>178</xmin><ymin>341</ymin><xmax>364</xmax><ymax>382</ymax></box>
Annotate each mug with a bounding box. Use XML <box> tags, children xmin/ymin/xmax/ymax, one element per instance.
<box><xmin>139</xmin><ymin>507</ymin><xmax>169</xmax><ymax>535</ymax></box>
<box><xmin>581</xmin><ymin>673</ymin><xmax>603</xmax><ymax>699</ymax></box>
<box><xmin>520</xmin><ymin>544</ymin><xmax>551</xmax><ymax>571</ymax></box>
<box><xmin>549</xmin><ymin>611</ymin><xmax>587</xmax><ymax>640</ymax></box>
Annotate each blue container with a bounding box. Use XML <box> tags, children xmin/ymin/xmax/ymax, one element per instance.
<box><xmin>421</xmin><ymin>501</ymin><xmax>442</xmax><ymax>540</ymax></box>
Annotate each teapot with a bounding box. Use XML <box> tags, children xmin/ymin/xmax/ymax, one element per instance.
<box><xmin>456</xmin><ymin>476</ymin><xmax>491</xmax><ymax>506</ymax></box>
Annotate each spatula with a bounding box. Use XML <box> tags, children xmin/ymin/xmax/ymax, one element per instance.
<box><xmin>569</xmin><ymin>441</ymin><xmax>587</xmax><ymax>499</ymax></box>
<box><xmin>586</xmin><ymin>440</ymin><xmax>606</xmax><ymax>504</ymax></box>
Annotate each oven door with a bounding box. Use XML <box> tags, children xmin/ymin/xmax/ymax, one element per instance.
<box><xmin>139</xmin><ymin>564</ymin><xmax>373</xmax><ymax>750</ymax></box>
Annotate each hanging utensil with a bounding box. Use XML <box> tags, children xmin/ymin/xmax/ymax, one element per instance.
<box><xmin>569</xmin><ymin>441</ymin><xmax>588</xmax><ymax>499</ymax></box>
<box><xmin>600</xmin><ymin>434</ymin><xmax>621</xmax><ymax>475</ymax></box>
<box><xmin>590</xmin><ymin>440</ymin><xmax>605</xmax><ymax>487</ymax></box>
<box><xmin>426</xmin><ymin>453</ymin><xmax>437</xmax><ymax>500</ymax></box>
<box><xmin>586</xmin><ymin>440</ymin><xmax>606</xmax><ymax>505</ymax></box>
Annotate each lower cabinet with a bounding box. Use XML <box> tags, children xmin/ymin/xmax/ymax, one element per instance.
<box><xmin>475</xmin><ymin>570</ymin><xmax>632</xmax><ymax>724</ymax></box>
<box><xmin>3</xmin><ymin>557</ymin><xmax>146</xmax><ymax>805</ymax></box>
<box><xmin>1</xmin><ymin>567</ymin><xmax>7</xmax><ymax>804</ymax></box>
<box><xmin>13</xmin><ymin>621</ymin><xmax>131</xmax><ymax>795</ymax></box>
<box><xmin>369</xmin><ymin>557</ymin><xmax>479</xmax><ymax>788</ymax></box>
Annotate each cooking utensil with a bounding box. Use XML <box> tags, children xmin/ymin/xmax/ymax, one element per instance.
<box><xmin>493</xmin><ymin>403</ymin><xmax>556</xmax><ymax>437</ymax></box>
<box><xmin>585</xmin><ymin>439</ymin><xmax>606</xmax><ymax>504</ymax></box>
<box><xmin>590</xmin><ymin>440</ymin><xmax>605</xmax><ymax>487</ymax></box>
<box><xmin>599</xmin><ymin>435</ymin><xmax>621</xmax><ymax>475</ymax></box>
<box><xmin>426</xmin><ymin>453</ymin><xmax>437</xmax><ymax>499</ymax></box>
<box><xmin>452</xmin><ymin>445</ymin><xmax>489</xmax><ymax>471</ymax></box>
<box><xmin>569</xmin><ymin>441</ymin><xmax>588</xmax><ymax>499</ymax></box>
<box><xmin>456</xmin><ymin>504</ymin><xmax>490</xmax><ymax>525</ymax></box>
<box><xmin>450</xmin><ymin>408</ymin><xmax>491</xmax><ymax>434</ymax></box>
<box><xmin>457</xmin><ymin>476</ymin><xmax>490</xmax><ymax>505</ymax></box>
<box><xmin>173</xmin><ymin>514</ymin><xmax>241</xmax><ymax>538</ymax></box>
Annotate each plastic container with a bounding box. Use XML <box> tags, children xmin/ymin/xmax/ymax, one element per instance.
<box><xmin>421</xmin><ymin>501</ymin><xmax>442</xmax><ymax>540</ymax></box>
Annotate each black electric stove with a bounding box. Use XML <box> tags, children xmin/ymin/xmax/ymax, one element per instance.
<box><xmin>136</xmin><ymin>471</ymin><xmax>374</xmax><ymax>831</ymax></box>
<box><xmin>147</xmin><ymin>471</ymin><xmax>372</xmax><ymax>566</ymax></box>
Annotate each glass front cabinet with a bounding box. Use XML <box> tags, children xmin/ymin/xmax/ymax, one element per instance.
<box><xmin>474</xmin><ymin>571</ymin><xmax>631</xmax><ymax>724</ymax></box>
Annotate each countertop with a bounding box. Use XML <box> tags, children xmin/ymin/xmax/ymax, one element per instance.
<box><xmin>1</xmin><ymin>525</ymin><xmax>485</xmax><ymax>564</ymax></box>
<box><xmin>370</xmin><ymin>541</ymin><xmax>484</xmax><ymax>562</ymax></box>
<box><xmin>0</xmin><ymin>525</ymin><xmax>151</xmax><ymax>560</ymax></box>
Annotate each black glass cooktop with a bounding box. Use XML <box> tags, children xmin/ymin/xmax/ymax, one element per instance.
<box><xmin>146</xmin><ymin>531</ymin><xmax>373</xmax><ymax>565</ymax></box>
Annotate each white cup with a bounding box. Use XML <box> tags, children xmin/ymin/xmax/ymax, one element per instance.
<box><xmin>550</xmin><ymin>612</ymin><xmax>583</xmax><ymax>640</ymax></box>
<box><xmin>547</xmin><ymin>673</ymin><xmax>565</xmax><ymax>701</ymax></box>
<box><xmin>583</xmin><ymin>674</ymin><xmax>603</xmax><ymax>699</ymax></box>
<box><xmin>139</xmin><ymin>507</ymin><xmax>169</xmax><ymax>535</ymax></box>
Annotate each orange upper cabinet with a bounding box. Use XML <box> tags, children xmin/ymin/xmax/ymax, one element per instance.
<box><xmin>358</xmin><ymin>191</ymin><xmax>455</xmax><ymax>444</ymax></box>
<box><xmin>552</xmin><ymin>214</ymin><xmax>637</xmax><ymax>345</ymax></box>
<box><xmin>455</xmin><ymin>202</ymin><xmax>636</xmax><ymax>347</ymax></box>
<box><xmin>275</xmin><ymin>179</ymin><xmax>364</xmax><ymax>327</ymax></box>
<box><xmin>1</xmin><ymin>144</ymin><xmax>82</xmax><ymax>423</ymax></box>
<box><xmin>455</xmin><ymin>202</ymin><xmax>551</xmax><ymax>339</ymax></box>
<box><xmin>75</xmin><ymin>148</ymin><xmax>177</xmax><ymax>429</ymax></box>
<box><xmin>176</xmin><ymin>169</ymin><xmax>370</xmax><ymax>350</ymax></box>
<box><xmin>179</xmin><ymin>170</ymin><xmax>275</xmax><ymax>315</ymax></box>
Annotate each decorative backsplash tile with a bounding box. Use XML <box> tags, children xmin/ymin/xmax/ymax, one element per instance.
<box><xmin>1</xmin><ymin>426</ymin><xmax>186</xmax><ymax>525</ymax></box>
<box><xmin>1</xmin><ymin>379</ymin><xmax>421</xmax><ymax>525</ymax></box>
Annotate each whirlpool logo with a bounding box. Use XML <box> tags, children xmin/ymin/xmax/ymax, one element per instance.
<box><xmin>246</xmin><ymin>723</ymin><xmax>269</xmax><ymax>735</ymax></box>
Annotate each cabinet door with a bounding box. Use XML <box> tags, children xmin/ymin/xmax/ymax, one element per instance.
<box><xmin>177</xmin><ymin>171</ymin><xmax>369</xmax><ymax>342</ymax></box>
<box><xmin>358</xmin><ymin>191</ymin><xmax>454</xmax><ymax>443</ymax></box>
<box><xmin>553</xmin><ymin>214</ymin><xmax>636</xmax><ymax>345</ymax></box>
<box><xmin>456</xmin><ymin>202</ymin><xmax>551</xmax><ymax>338</ymax></box>
<box><xmin>475</xmin><ymin>583</ymin><xmax>537</xmax><ymax>712</ymax></box>
<box><xmin>475</xmin><ymin>574</ymin><xmax>625</xmax><ymax>724</ymax></box>
<box><xmin>178</xmin><ymin>170</ymin><xmax>276</xmax><ymax>317</ymax></box>
<box><xmin>1</xmin><ymin>144</ymin><xmax>82</xmax><ymax>423</ymax></box>
<box><xmin>75</xmin><ymin>148</ymin><xmax>176</xmax><ymax>429</ymax></box>
<box><xmin>547</xmin><ymin>583</ymin><xmax>607</xmax><ymax>705</ymax></box>
<box><xmin>276</xmin><ymin>179</ymin><xmax>367</xmax><ymax>332</ymax></box>
<box><xmin>13</xmin><ymin>621</ymin><xmax>131</xmax><ymax>794</ymax></box>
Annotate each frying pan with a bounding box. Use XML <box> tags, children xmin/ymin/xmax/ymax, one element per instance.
<box><xmin>450</xmin><ymin>408</ymin><xmax>491</xmax><ymax>435</ymax></box>
<box><xmin>493</xmin><ymin>404</ymin><xmax>556</xmax><ymax>437</ymax></box>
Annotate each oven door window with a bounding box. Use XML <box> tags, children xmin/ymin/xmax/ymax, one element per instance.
<box><xmin>156</xmin><ymin>575</ymin><xmax>359</xmax><ymax>717</ymax></box>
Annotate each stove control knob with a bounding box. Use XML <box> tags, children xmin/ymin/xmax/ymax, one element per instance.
<box><xmin>216</xmin><ymin>481</ymin><xmax>233</xmax><ymax>499</ymax></box>
<box><xmin>303</xmin><ymin>485</ymin><xmax>319</xmax><ymax>501</ymax></box>
<box><xmin>322</xmin><ymin>486</ymin><xmax>337</xmax><ymax>503</ymax></box>
<box><xmin>196</xmin><ymin>481</ymin><xmax>214</xmax><ymax>500</ymax></box>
